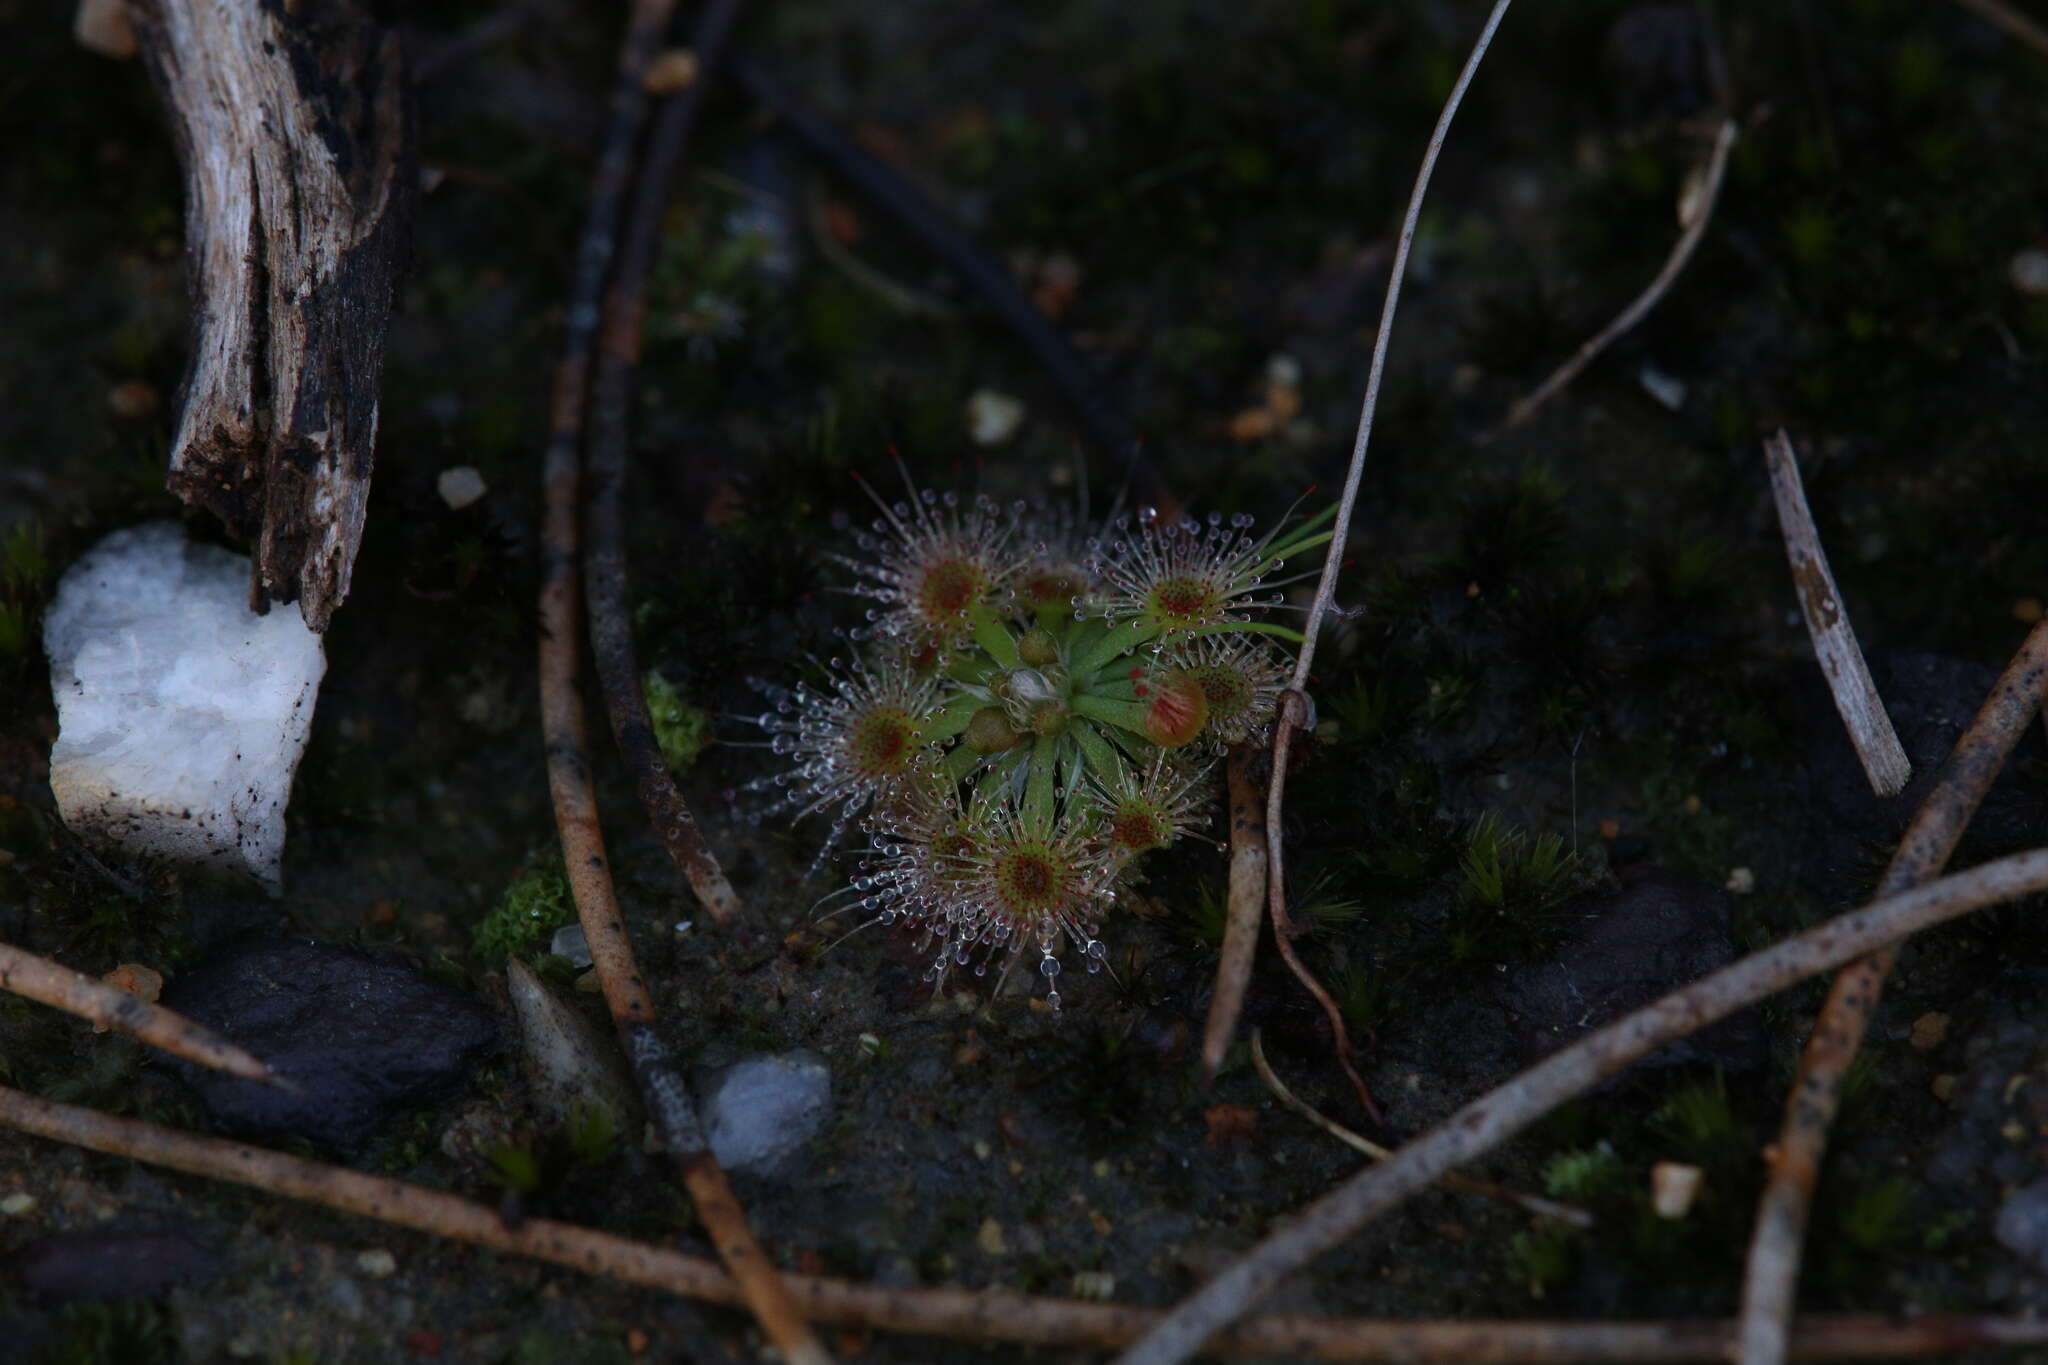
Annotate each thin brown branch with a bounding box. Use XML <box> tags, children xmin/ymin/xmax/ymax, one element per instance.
<box><xmin>1736</xmin><ymin>616</ymin><xmax>2048</xmax><ymax>1365</ymax></box>
<box><xmin>1112</xmin><ymin>848</ymin><xmax>2048</xmax><ymax>1365</ymax></box>
<box><xmin>584</xmin><ymin>0</ymin><xmax>747</xmax><ymax>927</ymax></box>
<box><xmin>1481</xmin><ymin>117</ymin><xmax>1737</xmax><ymax>443</ymax></box>
<box><xmin>0</xmin><ymin>941</ymin><xmax>277</xmax><ymax>1085</ymax></box>
<box><xmin>1950</xmin><ymin>0</ymin><xmax>2048</xmax><ymax>58</ymax></box>
<box><xmin>5</xmin><ymin>1086</ymin><xmax>2045</xmax><ymax>1363</ymax></box>
<box><xmin>1249</xmin><ymin>1031</ymin><xmax>1590</xmax><ymax>1229</ymax></box>
<box><xmin>1763</xmin><ymin>430</ymin><xmax>1910</xmax><ymax>797</ymax></box>
<box><xmin>537</xmin><ymin>3</ymin><xmax>825</xmax><ymax>1361</ymax></box>
<box><xmin>1200</xmin><ymin>745</ymin><xmax>1268</xmax><ymax>1082</ymax></box>
<box><xmin>1264</xmin><ymin>723</ymin><xmax>1381</xmax><ymax>1123</ymax></box>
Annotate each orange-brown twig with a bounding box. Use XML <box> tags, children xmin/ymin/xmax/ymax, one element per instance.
<box><xmin>1264</xmin><ymin>690</ymin><xmax>1381</xmax><ymax>1124</ymax></box>
<box><xmin>0</xmin><ymin>941</ymin><xmax>276</xmax><ymax>1085</ymax></box>
<box><xmin>537</xmin><ymin>2</ymin><xmax>825</xmax><ymax>1360</ymax></box>
<box><xmin>1199</xmin><ymin>745</ymin><xmax>1268</xmax><ymax>1082</ymax></box>
<box><xmin>6</xmin><ymin>1084</ymin><xmax>2046</xmax><ymax>1363</ymax></box>
<box><xmin>1736</xmin><ymin>616</ymin><xmax>2048</xmax><ymax>1365</ymax></box>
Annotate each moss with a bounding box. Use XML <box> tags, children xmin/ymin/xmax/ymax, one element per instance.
<box><xmin>642</xmin><ymin>670</ymin><xmax>710</xmax><ymax>772</ymax></box>
<box><xmin>35</xmin><ymin>1301</ymin><xmax>175</xmax><ymax>1365</ymax></box>
<box><xmin>473</xmin><ymin>866</ymin><xmax>575</xmax><ymax>960</ymax></box>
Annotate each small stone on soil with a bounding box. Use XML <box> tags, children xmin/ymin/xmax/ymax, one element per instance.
<box><xmin>160</xmin><ymin>940</ymin><xmax>497</xmax><ymax>1153</ymax></box>
<box><xmin>697</xmin><ymin>1050</ymin><xmax>832</xmax><ymax>1175</ymax></box>
<box><xmin>549</xmin><ymin>923</ymin><xmax>593</xmax><ymax>967</ymax></box>
<box><xmin>6</xmin><ymin>1228</ymin><xmax>216</xmax><ymax>1303</ymax></box>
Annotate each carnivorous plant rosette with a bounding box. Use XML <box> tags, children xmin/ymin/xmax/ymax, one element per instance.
<box><xmin>752</xmin><ymin>477</ymin><xmax>1333</xmax><ymax>1008</ymax></box>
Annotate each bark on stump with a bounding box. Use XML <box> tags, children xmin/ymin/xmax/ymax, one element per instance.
<box><xmin>132</xmin><ymin>0</ymin><xmax>414</xmax><ymax>631</ymax></box>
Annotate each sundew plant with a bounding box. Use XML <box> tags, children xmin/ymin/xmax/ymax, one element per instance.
<box><xmin>752</xmin><ymin>477</ymin><xmax>1334</xmax><ymax>1009</ymax></box>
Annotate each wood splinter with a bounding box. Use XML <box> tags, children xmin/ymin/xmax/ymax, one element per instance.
<box><xmin>1764</xmin><ymin>429</ymin><xmax>1911</xmax><ymax>797</ymax></box>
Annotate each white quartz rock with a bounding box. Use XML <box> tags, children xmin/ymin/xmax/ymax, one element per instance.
<box><xmin>44</xmin><ymin>522</ymin><xmax>327</xmax><ymax>890</ymax></box>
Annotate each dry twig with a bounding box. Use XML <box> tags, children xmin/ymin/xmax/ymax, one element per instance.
<box><xmin>1246</xmin><ymin>0</ymin><xmax>1521</xmax><ymax>1146</ymax></box>
<box><xmin>1249</xmin><ymin>1031</ymin><xmax>1590</xmax><ymax>1228</ymax></box>
<box><xmin>1199</xmin><ymin>745</ymin><xmax>1270</xmax><ymax>1081</ymax></box>
<box><xmin>1763</xmin><ymin>430</ymin><xmax>1910</xmax><ymax>796</ymax></box>
<box><xmin>1481</xmin><ymin>117</ymin><xmax>1738</xmax><ymax>442</ymax></box>
<box><xmin>0</xmin><ymin>942</ymin><xmax>276</xmax><ymax>1085</ymax></box>
<box><xmin>1113</xmin><ymin>848</ymin><xmax>2048</xmax><ymax>1365</ymax></box>
<box><xmin>1736</xmin><ymin>615</ymin><xmax>2048</xmax><ymax>1365</ymax></box>
<box><xmin>7</xmin><ymin>1084</ymin><xmax>2047</xmax><ymax>1362</ymax></box>
<box><xmin>583</xmin><ymin>0</ymin><xmax>746</xmax><ymax>926</ymax></box>
<box><xmin>1950</xmin><ymin>0</ymin><xmax>2048</xmax><ymax>58</ymax></box>
<box><xmin>537</xmin><ymin>2</ymin><xmax>825</xmax><ymax>1360</ymax></box>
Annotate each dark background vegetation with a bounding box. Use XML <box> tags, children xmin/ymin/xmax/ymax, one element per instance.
<box><xmin>4</xmin><ymin>0</ymin><xmax>2048</xmax><ymax>1360</ymax></box>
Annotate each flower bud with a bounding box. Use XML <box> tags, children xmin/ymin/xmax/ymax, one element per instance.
<box><xmin>1142</xmin><ymin>671</ymin><xmax>1209</xmax><ymax>748</ymax></box>
<box><xmin>1017</xmin><ymin>627</ymin><xmax>1061</xmax><ymax>667</ymax></box>
<box><xmin>965</xmin><ymin>706</ymin><xmax>1025</xmax><ymax>753</ymax></box>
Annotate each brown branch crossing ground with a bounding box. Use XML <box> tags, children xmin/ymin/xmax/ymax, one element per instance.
<box><xmin>130</xmin><ymin>0</ymin><xmax>413</xmax><ymax>630</ymax></box>
<box><xmin>6</xmin><ymin>1084</ymin><xmax>2047</xmax><ymax>1363</ymax></box>
<box><xmin>1112</xmin><ymin>850</ymin><xmax>2048</xmax><ymax>1364</ymax></box>
<box><xmin>536</xmin><ymin>2</ymin><xmax>822</xmax><ymax>1359</ymax></box>
<box><xmin>0</xmin><ymin>941</ymin><xmax>277</xmax><ymax>1085</ymax></box>
<box><xmin>1736</xmin><ymin>614</ymin><xmax>2048</xmax><ymax>1365</ymax></box>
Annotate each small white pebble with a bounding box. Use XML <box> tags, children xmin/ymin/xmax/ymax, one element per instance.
<box><xmin>549</xmin><ymin>923</ymin><xmax>592</xmax><ymax>968</ymax></box>
<box><xmin>966</xmin><ymin>390</ymin><xmax>1026</xmax><ymax>446</ymax></box>
<box><xmin>1651</xmin><ymin>1161</ymin><xmax>1703</xmax><ymax>1219</ymax></box>
<box><xmin>1637</xmin><ymin>364</ymin><xmax>1687</xmax><ymax>412</ymax></box>
<box><xmin>2009</xmin><ymin>247</ymin><xmax>2048</xmax><ymax>297</ymax></box>
<box><xmin>1</xmin><ymin>1193</ymin><xmax>37</xmax><ymax>1217</ymax></box>
<box><xmin>1725</xmin><ymin>866</ymin><xmax>1756</xmax><ymax>895</ymax></box>
<box><xmin>436</xmin><ymin>465</ymin><xmax>488</xmax><ymax>510</ymax></box>
<box><xmin>355</xmin><ymin>1249</ymin><xmax>397</xmax><ymax>1278</ymax></box>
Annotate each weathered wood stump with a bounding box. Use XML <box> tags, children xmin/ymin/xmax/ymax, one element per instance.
<box><xmin>129</xmin><ymin>0</ymin><xmax>414</xmax><ymax>631</ymax></box>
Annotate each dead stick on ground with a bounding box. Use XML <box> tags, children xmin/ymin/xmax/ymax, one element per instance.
<box><xmin>1735</xmin><ymin>615</ymin><xmax>2048</xmax><ymax>1365</ymax></box>
<box><xmin>584</xmin><ymin>0</ymin><xmax>746</xmax><ymax>926</ymax></box>
<box><xmin>1112</xmin><ymin>849</ymin><xmax>2048</xmax><ymax>1365</ymax></box>
<box><xmin>8</xmin><ymin>1087</ymin><xmax>2048</xmax><ymax>1363</ymax></box>
<box><xmin>537</xmin><ymin>3</ymin><xmax>826</xmax><ymax>1361</ymax></box>
<box><xmin>1249</xmin><ymin>1031</ymin><xmax>1591</xmax><ymax>1229</ymax></box>
<box><xmin>1199</xmin><ymin>745</ymin><xmax>1269</xmax><ymax>1082</ymax></box>
<box><xmin>1763</xmin><ymin>429</ymin><xmax>1910</xmax><ymax>797</ymax></box>
<box><xmin>1950</xmin><ymin>0</ymin><xmax>2048</xmax><ymax>58</ymax></box>
<box><xmin>1481</xmin><ymin>117</ymin><xmax>1737</xmax><ymax>442</ymax></box>
<box><xmin>0</xmin><ymin>942</ymin><xmax>277</xmax><ymax>1086</ymax></box>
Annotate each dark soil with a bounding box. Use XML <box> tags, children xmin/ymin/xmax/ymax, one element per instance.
<box><xmin>5</xmin><ymin>1</ymin><xmax>2048</xmax><ymax>1361</ymax></box>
